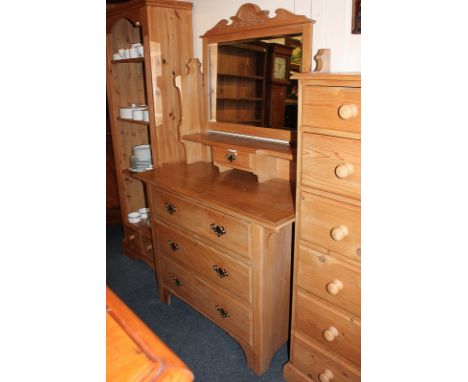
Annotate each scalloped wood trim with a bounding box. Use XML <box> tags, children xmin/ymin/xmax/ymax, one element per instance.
<box><xmin>202</xmin><ymin>3</ymin><xmax>314</xmax><ymax>38</ymax></box>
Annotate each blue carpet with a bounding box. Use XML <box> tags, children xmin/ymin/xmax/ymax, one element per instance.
<box><xmin>106</xmin><ymin>224</ymin><xmax>288</xmax><ymax>382</ymax></box>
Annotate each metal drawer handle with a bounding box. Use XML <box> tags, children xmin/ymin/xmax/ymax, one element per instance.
<box><xmin>225</xmin><ymin>149</ymin><xmax>238</xmax><ymax>162</ymax></box>
<box><xmin>167</xmin><ymin>240</ymin><xmax>179</xmax><ymax>252</ymax></box>
<box><xmin>164</xmin><ymin>203</ymin><xmax>177</xmax><ymax>214</ymax></box>
<box><xmin>212</xmin><ymin>265</ymin><xmax>229</xmax><ymax>278</ymax></box>
<box><xmin>210</xmin><ymin>223</ymin><xmax>226</xmax><ymax>237</ymax></box>
<box><xmin>171</xmin><ymin>276</ymin><xmax>183</xmax><ymax>287</ymax></box>
<box><xmin>215</xmin><ymin>305</ymin><xmax>230</xmax><ymax>318</ymax></box>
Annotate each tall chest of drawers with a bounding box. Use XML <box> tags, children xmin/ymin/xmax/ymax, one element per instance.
<box><xmin>136</xmin><ymin>162</ymin><xmax>295</xmax><ymax>375</ymax></box>
<box><xmin>284</xmin><ymin>74</ymin><xmax>361</xmax><ymax>382</ymax></box>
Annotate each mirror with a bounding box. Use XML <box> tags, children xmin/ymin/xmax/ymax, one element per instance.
<box><xmin>202</xmin><ymin>4</ymin><xmax>314</xmax><ymax>138</ymax></box>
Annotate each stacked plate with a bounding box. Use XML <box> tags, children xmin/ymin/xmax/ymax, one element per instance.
<box><xmin>129</xmin><ymin>144</ymin><xmax>153</xmax><ymax>172</ymax></box>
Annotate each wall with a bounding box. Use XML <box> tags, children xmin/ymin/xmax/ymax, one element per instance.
<box><xmin>191</xmin><ymin>0</ymin><xmax>361</xmax><ymax>72</ymax></box>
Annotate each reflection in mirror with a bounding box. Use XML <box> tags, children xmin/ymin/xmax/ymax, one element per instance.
<box><xmin>209</xmin><ymin>35</ymin><xmax>302</xmax><ymax>131</ymax></box>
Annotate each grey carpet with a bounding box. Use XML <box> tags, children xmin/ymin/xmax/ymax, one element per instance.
<box><xmin>106</xmin><ymin>224</ymin><xmax>288</xmax><ymax>382</ymax></box>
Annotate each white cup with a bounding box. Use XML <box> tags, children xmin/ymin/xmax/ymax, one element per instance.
<box><xmin>118</xmin><ymin>49</ymin><xmax>126</xmax><ymax>59</ymax></box>
<box><xmin>128</xmin><ymin>212</ymin><xmax>141</xmax><ymax>224</ymax></box>
<box><xmin>137</xmin><ymin>46</ymin><xmax>144</xmax><ymax>57</ymax></box>
<box><xmin>113</xmin><ymin>53</ymin><xmax>121</xmax><ymax>60</ymax></box>
<box><xmin>124</xmin><ymin>49</ymin><xmax>130</xmax><ymax>59</ymax></box>
<box><xmin>132</xmin><ymin>109</ymin><xmax>144</xmax><ymax>121</ymax></box>
<box><xmin>143</xmin><ymin>110</ymin><xmax>149</xmax><ymax>122</ymax></box>
<box><xmin>138</xmin><ymin>207</ymin><xmax>150</xmax><ymax>220</ymax></box>
<box><xmin>131</xmin><ymin>43</ymin><xmax>142</xmax><ymax>49</ymax></box>
<box><xmin>129</xmin><ymin>48</ymin><xmax>139</xmax><ymax>58</ymax></box>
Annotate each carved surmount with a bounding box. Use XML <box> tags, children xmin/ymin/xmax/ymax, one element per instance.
<box><xmin>202</xmin><ymin>3</ymin><xmax>313</xmax><ymax>37</ymax></box>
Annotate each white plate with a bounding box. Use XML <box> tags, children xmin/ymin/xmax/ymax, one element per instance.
<box><xmin>129</xmin><ymin>166</ymin><xmax>153</xmax><ymax>173</ymax></box>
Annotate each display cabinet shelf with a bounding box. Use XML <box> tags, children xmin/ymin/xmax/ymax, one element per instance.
<box><xmin>117</xmin><ymin>117</ymin><xmax>150</xmax><ymax>126</ymax></box>
<box><xmin>111</xmin><ymin>57</ymin><xmax>145</xmax><ymax>64</ymax></box>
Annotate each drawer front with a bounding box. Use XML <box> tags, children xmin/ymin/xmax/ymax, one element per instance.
<box><xmin>299</xmin><ymin>192</ymin><xmax>360</xmax><ymax>262</ymax></box>
<box><xmin>123</xmin><ymin>225</ymin><xmax>141</xmax><ymax>253</ymax></box>
<box><xmin>301</xmin><ymin>133</ymin><xmax>360</xmax><ymax>200</ymax></box>
<box><xmin>291</xmin><ymin>335</ymin><xmax>360</xmax><ymax>382</ymax></box>
<box><xmin>302</xmin><ymin>86</ymin><xmax>360</xmax><ymax>134</ymax></box>
<box><xmin>213</xmin><ymin>147</ymin><xmax>253</xmax><ymax>172</ymax></box>
<box><xmin>152</xmin><ymin>188</ymin><xmax>250</xmax><ymax>258</ymax></box>
<box><xmin>160</xmin><ymin>254</ymin><xmax>196</xmax><ymax>303</ymax></box>
<box><xmin>140</xmin><ymin>234</ymin><xmax>154</xmax><ymax>262</ymax></box>
<box><xmin>297</xmin><ymin>244</ymin><xmax>360</xmax><ymax>317</ymax></box>
<box><xmin>192</xmin><ymin>275</ymin><xmax>252</xmax><ymax>345</ymax></box>
<box><xmin>295</xmin><ymin>291</ymin><xmax>360</xmax><ymax>367</ymax></box>
<box><xmin>155</xmin><ymin>222</ymin><xmax>251</xmax><ymax>303</ymax></box>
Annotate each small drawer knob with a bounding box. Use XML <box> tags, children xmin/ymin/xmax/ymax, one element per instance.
<box><xmin>338</xmin><ymin>104</ymin><xmax>359</xmax><ymax>120</ymax></box>
<box><xmin>326</xmin><ymin>280</ymin><xmax>343</xmax><ymax>295</ymax></box>
<box><xmin>167</xmin><ymin>240</ymin><xmax>179</xmax><ymax>252</ymax></box>
<box><xmin>330</xmin><ymin>225</ymin><xmax>349</xmax><ymax>241</ymax></box>
<box><xmin>319</xmin><ymin>369</ymin><xmax>334</xmax><ymax>382</ymax></box>
<box><xmin>335</xmin><ymin>163</ymin><xmax>354</xmax><ymax>179</ymax></box>
<box><xmin>323</xmin><ymin>326</ymin><xmax>339</xmax><ymax>342</ymax></box>
<box><xmin>213</xmin><ymin>265</ymin><xmax>229</xmax><ymax>278</ymax></box>
<box><xmin>225</xmin><ymin>149</ymin><xmax>238</xmax><ymax>163</ymax></box>
<box><xmin>215</xmin><ymin>305</ymin><xmax>230</xmax><ymax>318</ymax></box>
<box><xmin>146</xmin><ymin>244</ymin><xmax>152</xmax><ymax>251</ymax></box>
<box><xmin>171</xmin><ymin>276</ymin><xmax>183</xmax><ymax>287</ymax></box>
<box><xmin>210</xmin><ymin>223</ymin><xmax>226</xmax><ymax>237</ymax></box>
<box><xmin>128</xmin><ymin>234</ymin><xmax>135</xmax><ymax>241</ymax></box>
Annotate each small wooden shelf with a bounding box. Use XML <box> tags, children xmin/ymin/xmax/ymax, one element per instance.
<box><xmin>124</xmin><ymin>219</ymin><xmax>152</xmax><ymax>236</ymax></box>
<box><xmin>220</xmin><ymin>119</ymin><xmax>262</xmax><ymax>124</ymax></box>
<box><xmin>182</xmin><ymin>132</ymin><xmax>293</xmax><ymax>160</ymax></box>
<box><xmin>117</xmin><ymin>117</ymin><xmax>150</xmax><ymax>126</ymax></box>
<box><xmin>218</xmin><ymin>72</ymin><xmax>265</xmax><ymax>80</ymax></box>
<box><xmin>217</xmin><ymin>97</ymin><xmax>263</xmax><ymax>102</ymax></box>
<box><xmin>111</xmin><ymin>57</ymin><xmax>145</xmax><ymax>64</ymax></box>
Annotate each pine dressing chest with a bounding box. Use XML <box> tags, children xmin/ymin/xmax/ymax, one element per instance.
<box><xmin>284</xmin><ymin>73</ymin><xmax>361</xmax><ymax>382</ymax></box>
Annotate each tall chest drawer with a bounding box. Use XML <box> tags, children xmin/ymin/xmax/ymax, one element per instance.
<box><xmin>302</xmin><ymin>86</ymin><xmax>360</xmax><ymax>134</ymax></box>
<box><xmin>155</xmin><ymin>221</ymin><xmax>251</xmax><ymax>303</ymax></box>
<box><xmin>290</xmin><ymin>335</ymin><xmax>360</xmax><ymax>382</ymax></box>
<box><xmin>295</xmin><ymin>291</ymin><xmax>360</xmax><ymax>367</ymax></box>
<box><xmin>297</xmin><ymin>244</ymin><xmax>360</xmax><ymax>317</ymax></box>
<box><xmin>299</xmin><ymin>191</ymin><xmax>360</xmax><ymax>263</ymax></box>
<box><xmin>301</xmin><ymin>133</ymin><xmax>360</xmax><ymax>200</ymax></box>
<box><xmin>151</xmin><ymin>187</ymin><xmax>250</xmax><ymax>258</ymax></box>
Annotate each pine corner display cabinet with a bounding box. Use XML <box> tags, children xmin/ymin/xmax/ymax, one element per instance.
<box><xmin>106</xmin><ymin>0</ymin><xmax>193</xmax><ymax>268</ymax></box>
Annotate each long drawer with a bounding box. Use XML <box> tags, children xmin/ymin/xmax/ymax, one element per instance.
<box><xmin>297</xmin><ymin>244</ymin><xmax>360</xmax><ymax>317</ymax></box>
<box><xmin>155</xmin><ymin>221</ymin><xmax>251</xmax><ymax>303</ymax></box>
<box><xmin>291</xmin><ymin>335</ymin><xmax>360</xmax><ymax>382</ymax></box>
<box><xmin>152</xmin><ymin>187</ymin><xmax>250</xmax><ymax>258</ymax></box>
<box><xmin>295</xmin><ymin>291</ymin><xmax>360</xmax><ymax>367</ymax></box>
<box><xmin>301</xmin><ymin>133</ymin><xmax>360</xmax><ymax>200</ymax></box>
<box><xmin>302</xmin><ymin>86</ymin><xmax>360</xmax><ymax>134</ymax></box>
<box><xmin>299</xmin><ymin>191</ymin><xmax>360</xmax><ymax>263</ymax></box>
<box><xmin>160</xmin><ymin>255</ymin><xmax>252</xmax><ymax>345</ymax></box>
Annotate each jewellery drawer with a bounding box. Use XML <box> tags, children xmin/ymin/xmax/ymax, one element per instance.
<box><xmin>140</xmin><ymin>234</ymin><xmax>154</xmax><ymax>262</ymax></box>
<box><xmin>290</xmin><ymin>335</ymin><xmax>360</xmax><ymax>382</ymax></box>
<box><xmin>160</xmin><ymin>254</ymin><xmax>196</xmax><ymax>303</ymax></box>
<box><xmin>151</xmin><ymin>187</ymin><xmax>250</xmax><ymax>258</ymax></box>
<box><xmin>192</xmin><ymin>274</ymin><xmax>252</xmax><ymax>346</ymax></box>
<box><xmin>123</xmin><ymin>225</ymin><xmax>141</xmax><ymax>253</ymax></box>
<box><xmin>295</xmin><ymin>291</ymin><xmax>360</xmax><ymax>367</ymax></box>
<box><xmin>213</xmin><ymin>147</ymin><xmax>254</xmax><ymax>172</ymax></box>
<box><xmin>155</xmin><ymin>221</ymin><xmax>251</xmax><ymax>303</ymax></box>
<box><xmin>299</xmin><ymin>191</ymin><xmax>360</xmax><ymax>263</ymax></box>
<box><xmin>297</xmin><ymin>244</ymin><xmax>360</xmax><ymax>317</ymax></box>
<box><xmin>302</xmin><ymin>86</ymin><xmax>360</xmax><ymax>134</ymax></box>
<box><xmin>301</xmin><ymin>133</ymin><xmax>360</xmax><ymax>200</ymax></box>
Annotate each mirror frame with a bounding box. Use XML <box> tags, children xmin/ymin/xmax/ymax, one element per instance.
<box><xmin>201</xmin><ymin>3</ymin><xmax>314</xmax><ymax>142</ymax></box>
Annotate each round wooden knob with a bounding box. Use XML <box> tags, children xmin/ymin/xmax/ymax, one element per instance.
<box><xmin>319</xmin><ymin>369</ymin><xmax>334</xmax><ymax>382</ymax></box>
<box><xmin>338</xmin><ymin>104</ymin><xmax>358</xmax><ymax>120</ymax></box>
<box><xmin>335</xmin><ymin>163</ymin><xmax>354</xmax><ymax>179</ymax></box>
<box><xmin>330</xmin><ymin>225</ymin><xmax>349</xmax><ymax>241</ymax></box>
<box><xmin>129</xmin><ymin>234</ymin><xmax>135</xmax><ymax>241</ymax></box>
<box><xmin>326</xmin><ymin>280</ymin><xmax>343</xmax><ymax>295</ymax></box>
<box><xmin>146</xmin><ymin>244</ymin><xmax>152</xmax><ymax>251</ymax></box>
<box><xmin>323</xmin><ymin>326</ymin><xmax>339</xmax><ymax>342</ymax></box>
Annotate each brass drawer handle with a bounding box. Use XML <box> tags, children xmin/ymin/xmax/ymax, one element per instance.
<box><xmin>167</xmin><ymin>240</ymin><xmax>179</xmax><ymax>252</ymax></box>
<box><xmin>225</xmin><ymin>149</ymin><xmax>237</xmax><ymax>162</ymax></box>
<box><xmin>215</xmin><ymin>305</ymin><xmax>230</xmax><ymax>318</ymax></box>
<box><xmin>210</xmin><ymin>223</ymin><xmax>226</xmax><ymax>237</ymax></box>
<box><xmin>171</xmin><ymin>275</ymin><xmax>183</xmax><ymax>287</ymax></box>
<box><xmin>212</xmin><ymin>265</ymin><xmax>229</xmax><ymax>278</ymax></box>
<box><xmin>164</xmin><ymin>203</ymin><xmax>177</xmax><ymax>215</ymax></box>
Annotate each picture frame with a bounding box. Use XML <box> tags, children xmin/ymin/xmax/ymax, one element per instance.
<box><xmin>352</xmin><ymin>0</ymin><xmax>361</xmax><ymax>34</ymax></box>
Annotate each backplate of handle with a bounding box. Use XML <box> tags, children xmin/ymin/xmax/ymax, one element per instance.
<box><xmin>213</xmin><ymin>265</ymin><xmax>229</xmax><ymax>278</ymax></box>
<box><xmin>167</xmin><ymin>240</ymin><xmax>179</xmax><ymax>252</ymax></box>
<box><xmin>215</xmin><ymin>305</ymin><xmax>230</xmax><ymax>318</ymax></box>
<box><xmin>171</xmin><ymin>275</ymin><xmax>183</xmax><ymax>287</ymax></box>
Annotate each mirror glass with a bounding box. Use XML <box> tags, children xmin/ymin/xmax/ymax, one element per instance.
<box><xmin>208</xmin><ymin>34</ymin><xmax>303</xmax><ymax>131</ymax></box>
